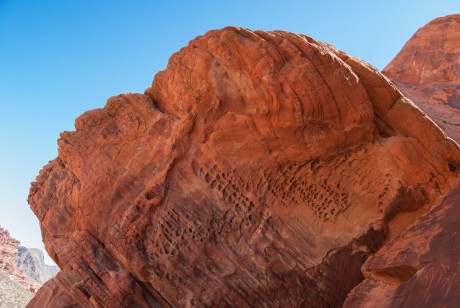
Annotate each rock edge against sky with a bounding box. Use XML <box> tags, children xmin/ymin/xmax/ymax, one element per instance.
<box><xmin>28</xmin><ymin>16</ymin><xmax>460</xmax><ymax>307</ymax></box>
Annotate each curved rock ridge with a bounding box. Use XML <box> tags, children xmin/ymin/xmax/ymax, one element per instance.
<box><xmin>28</xmin><ymin>27</ymin><xmax>460</xmax><ymax>307</ymax></box>
<box><xmin>383</xmin><ymin>14</ymin><xmax>460</xmax><ymax>143</ymax></box>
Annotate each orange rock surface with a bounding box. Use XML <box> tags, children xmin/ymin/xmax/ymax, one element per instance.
<box><xmin>344</xmin><ymin>15</ymin><xmax>460</xmax><ymax>307</ymax></box>
<box><xmin>344</xmin><ymin>186</ymin><xmax>460</xmax><ymax>307</ymax></box>
<box><xmin>383</xmin><ymin>14</ymin><xmax>460</xmax><ymax>143</ymax></box>
<box><xmin>28</xmin><ymin>27</ymin><xmax>460</xmax><ymax>307</ymax></box>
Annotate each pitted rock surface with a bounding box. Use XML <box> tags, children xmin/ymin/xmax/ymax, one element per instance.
<box><xmin>28</xmin><ymin>27</ymin><xmax>460</xmax><ymax>307</ymax></box>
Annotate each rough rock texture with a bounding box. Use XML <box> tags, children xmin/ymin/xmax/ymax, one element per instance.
<box><xmin>27</xmin><ymin>272</ymin><xmax>92</xmax><ymax>308</ymax></box>
<box><xmin>28</xmin><ymin>27</ymin><xmax>460</xmax><ymax>307</ymax></box>
<box><xmin>383</xmin><ymin>14</ymin><xmax>460</xmax><ymax>143</ymax></box>
<box><xmin>0</xmin><ymin>226</ymin><xmax>41</xmax><ymax>293</ymax></box>
<box><xmin>344</xmin><ymin>186</ymin><xmax>460</xmax><ymax>307</ymax></box>
<box><xmin>343</xmin><ymin>15</ymin><xmax>460</xmax><ymax>307</ymax></box>
<box><xmin>17</xmin><ymin>246</ymin><xmax>59</xmax><ymax>284</ymax></box>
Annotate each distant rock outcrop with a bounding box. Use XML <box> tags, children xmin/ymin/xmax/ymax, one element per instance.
<box><xmin>383</xmin><ymin>14</ymin><xmax>460</xmax><ymax>143</ymax></box>
<box><xmin>17</xmin><ymin>246</ymin><xmax>59</xmax><ymax>284</ymax></box>
<box><xmin>27</xmin><ymin>26</ymin><xmax>460</xmax><ymax>307</ymax></box>
<box><xmin>0</xmin><ymin>226</ymin><xmax>41</xmax><ymax>293</ymax></box>
<box><xmin>0</xmin><ymin>226</ymin><xmax>39</xmax><ymax>308</ymax></box>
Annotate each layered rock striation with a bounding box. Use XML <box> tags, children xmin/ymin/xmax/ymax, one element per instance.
<box><xmin>28</xmin><ymin>27</ymin><xmax>460</xmax><ymax>307</ymax></box>
<box><xmin>383</xmin><ymin>14</ymin><xmax>460</xmax><ymax>143</ymax></box>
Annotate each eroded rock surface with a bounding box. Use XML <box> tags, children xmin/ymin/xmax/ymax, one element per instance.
<box><xmin>383</xmin><ymin>14</ymin><xmax>460</xmax><ymax>143</ymax></box>
<box><xmin>28</xmin><ymin>27</ymin><xmax>460</xmax><ymax>307</ymax></box>
<box><xmin>344</xmin><ymin>186</ymin><xmax>460</xmax><ymax>307</ymax></box>
<box><xmin>27</xmin><ymin>272</ymin><xmax>92</xmax><ymax>308</ymax></box>
<box><xmin>344</xmin><ymin>15</ymin><xmax>460</xmax><ymax>307</ymax></box>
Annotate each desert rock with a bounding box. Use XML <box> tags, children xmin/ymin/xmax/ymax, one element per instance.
<box><xmin>27</xmin><ymin>272</ymin><xmax>93</xmax><ymax>308</ymax></box>
<box><xmin>0</xmin><ymin>226</ymin><xmax>41</xmax><ymax>293</ymax></box>
<box><xmin>28</xmin><ymin>27</ymin><xmax>460</xmax><ymax>307</ymax></box>
<box><xmin>344</xmin><ymin>186</ymin><xmax>460</xmax><ymax>307</ymax></box>
<box><xmin>344</xmin><ymin>15</ymin><xmax>460</xmax><ymax>307</ymax></box>
<box><xmin>17</xmin><ymin>246</ymin><xmax>59</xmax><ymax>285</ymax></box>
<box><xmin>383</xmin><ymin>14</ymin><xmax>460</xmax><ymax>143</ymax></box>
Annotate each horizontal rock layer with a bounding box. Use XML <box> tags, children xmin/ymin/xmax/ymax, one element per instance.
<box><xmin>28</xmin><ymin>27</ymin><xmax>460</xmax><ymax>307</ymax></box>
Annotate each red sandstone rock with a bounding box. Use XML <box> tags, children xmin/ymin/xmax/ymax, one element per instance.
<box><xmin>0</xmin><ymin>226</ymin><xmax>41</xmax><ymax>293</ymax></box>
<box><xmin>383</xmin><ymin>14</ymin><xmax>460</xmax><ymax>143</ymax></box>
<box><xmin>344</xmin><ymin>186</ymin><xmax>460</xmax><ymax>307</ymax></box>
<box><xmin>28</xmin><ymin>27</ymin><xmax>460</xmax><ymax>307</ymax></box>
<box><xmin>343</xmin><ymin>15</ymin><xmax>460</xmax><ymax>307</ymax></box>
<box><xmin>27</xmin><ymin>272</ymin><xmax>93</xmax><ymax>307</ymax></box>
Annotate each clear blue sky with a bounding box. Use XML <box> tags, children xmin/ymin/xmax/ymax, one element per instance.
<box><xmin>0</xmin><ymin>1</ymin><xmax>458</xmax><ymax>265</ymax></box>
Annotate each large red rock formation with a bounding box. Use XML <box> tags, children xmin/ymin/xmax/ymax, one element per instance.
<box><xmin>28</xmin><ymin>27</ymin><xmax>460</xmax><ymax>307</ymax></box>
<box><xmin>383</xmin><ymin>14</ymin><xmax>460</xmax><ymax>143</ymax></box>
<box><xmin>0</xmin><ymin>226</ymin><xmax>41</xmax><ymax>293</ymax></box>
<box><xmin>343</xmin><ymin>15</ymin><xmax>460</xmax><ymax>307</ymax></box>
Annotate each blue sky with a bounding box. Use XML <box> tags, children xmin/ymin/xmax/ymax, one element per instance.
<box><xmin>0</xmin><ymin>1</ymin><xmax>458</xmax><ymax>265</ymax></box>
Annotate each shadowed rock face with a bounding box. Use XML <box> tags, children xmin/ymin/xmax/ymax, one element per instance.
<box><xmin>27</xmin><ymin>27</ymin><xmax>460</xmax><ymax>307</ymax></box>
<box><xmin>383</xmin><ymin>14</ymin><xmax>460</xmax><ymax>143</ymax></box>
<box><xmin>344</xmin><ymin>186</ymin><xmax>460</xmax><ymax>307</ymax></box>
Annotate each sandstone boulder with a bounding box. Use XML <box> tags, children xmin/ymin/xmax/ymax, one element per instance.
<box><xmin>28</xmin><ymin>27</ymin><xmax>460</xmax><ymax>307</ymax></box>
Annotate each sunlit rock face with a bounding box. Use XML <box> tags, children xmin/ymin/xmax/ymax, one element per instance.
<box><xmin>345</xmin><ymin>15</ymin><xmax>460</xmax><ymax>308</ymax></box>
<box><xmin>28</xmin><ymin>27</ymin><xmax>460</xmax><ymax>307</ymax></box>
<box><xmin>383</xmin><ymin>14</ymin><xmax>460</xmax><ymax>143</ymax></box>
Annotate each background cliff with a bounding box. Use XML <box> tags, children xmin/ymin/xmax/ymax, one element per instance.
<box><xmin>0</xmin><ymin>225</ymin><xmax>58</xmax><ymax>307</ymax></box>
<box><xmin>17</xmin><ymin>247</ymin><xmax>59</xmax><ymax>285</ymax></box>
